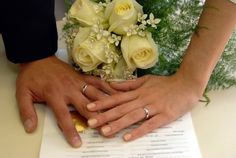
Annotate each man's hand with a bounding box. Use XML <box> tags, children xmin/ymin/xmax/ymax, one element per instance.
<box><xmin>16</xmin><ymin>55</ymin><xmax>115</xmax><ymax>147</ymax></box>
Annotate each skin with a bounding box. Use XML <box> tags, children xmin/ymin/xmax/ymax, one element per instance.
<box><xmin>86</xmin><ymin>0</ymin><xmax>236</xmax><ymax>141</ymax></box>
<box><xmin>17</xmin><ymin>55</ymin><xmax>116</xmax><ymax>147</ymax></box>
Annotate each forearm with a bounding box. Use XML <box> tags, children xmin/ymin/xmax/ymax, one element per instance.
<box><xmin>178</xmin><ymin>0</ymin><xmax>236</xmax><ymax>95</ymax></box>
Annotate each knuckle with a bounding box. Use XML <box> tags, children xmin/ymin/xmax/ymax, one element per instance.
<box><xmin>61</xmin><ymin>77</ymin><xmax>76</xmax><ymax>88</ymax></box>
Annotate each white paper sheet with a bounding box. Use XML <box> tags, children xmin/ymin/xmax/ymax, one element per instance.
<box><xmin>39</xmin><ymin>108</ymin><xmax>201</xmax><ymax>158</ymax></box>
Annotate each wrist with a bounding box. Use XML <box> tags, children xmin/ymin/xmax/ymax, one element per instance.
<box><xmin>176</xmin><ymin>34</ymin><xmax>221</xmax><ymax>97</ymax></box>
<box><xmin>176</xmin><ymin>63</ymin><xmax>209</xmax><ymax>97</ymax></box>
<box><xmin>19</xmin><ymin>55</ymin><xmax>56</xmax><ymax>71</ymax></box>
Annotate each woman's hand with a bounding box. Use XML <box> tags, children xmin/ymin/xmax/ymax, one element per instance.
<box><xmin>85</xmin><ymin>0</ymin><xmax>236</xmax><ymax>142</ymax></box>
<box><xmin>86</xmin><ymin>73</ymin><xmax>203</xmax><ymax>141</ymax></box>
<box><xmin>16</xmin><ymin>55</ymin><xmax>116</xmax><ymax>147</ymax></box>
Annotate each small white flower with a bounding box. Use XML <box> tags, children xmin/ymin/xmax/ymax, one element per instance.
<box><xmin>147</xmin><ymin>13</ymin><xmax>161</xmax><ymax>28</ymax></box>
<box><xmin>106</xmin><ymin>53</ymin><xmax>114</xmax><ymax>63</ymax></box>
<box><xmin>124</xmin><ymin>69</ymin><xmax>136</xmax><ymax>80</ymax></box>
<box><xmin>124</xmin><ymin>25</ymin><xmax>139</xmax><ymax>36</ymax></box>
<box><xmin>137</xmin><ymin>13</ymin><xmax>148</xmax><ymax>22</ymax></box>
<box><xmin>90</xmin><ymin>23</ymin><xmax>110</xmax><ymax>40</ymax></box>
<box><xmin>108</xmin><ymin>34</ymin><xmax>121</xmax><ymax>46</ymax></box>
<box><xmin>141</xmin><ymin>20</ymin><xmax>147</xmax><ymax>25</ymax></box>
<box><xmin>138</xmin><ymin>23</ymin><xmax>147</xmax><ymax>30</ymax></box>
<box><xmin>102</xmin><ymin>64</ymin><xmax>113</xmax><ymax>77</ymax></box>
<box><xmin>115</xmin><ymin>38</ymin><xmax>121</xmax><ymax>46</ymax></box>
<box><xmin>113</xmin><ymin>34</ymin><xmax>121</xmax><ymax>46</ymax></box>
<box><xmin>104</xmin><ymin>45</ymin><xmax>113</xmax><ymax>63</ymax></box>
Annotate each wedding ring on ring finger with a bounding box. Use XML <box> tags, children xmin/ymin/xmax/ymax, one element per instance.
<box><xmin>143</xmin><ymin>107</ymin><xmax>150</xmax><ymax>120</ymax></box>
<box><xmin>82</xmin><ymin>84</ymin><xmax>89</xmax><ymax>94</ymax></box>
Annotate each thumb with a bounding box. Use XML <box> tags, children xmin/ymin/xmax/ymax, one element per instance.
<box><xmin>110</xmin><ymin>76</ymin><xmax>148</xmax><ymax>91</ymax></box>
<box><xmin>16</xmin><ymin>88</ymin><xmax>38</xmax><ymax>133</ymax></box>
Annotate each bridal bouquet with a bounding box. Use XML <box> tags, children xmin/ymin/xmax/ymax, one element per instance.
<box><xmin>64</xmin><ymin>0</ymin><xmax>236</xmax><ymax>96</ymax></box>
<box><xmin>63</xmin><ymin>0</ymin><xmax>160</xmax><ymax>81</ymax></box>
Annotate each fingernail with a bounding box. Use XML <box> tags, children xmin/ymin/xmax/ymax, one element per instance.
<box><xmin>24</xmin><ymin>119</ymin><xmax>33</xmax><ymax>132</ymax></box>
<box><xmin>71</xmin><ymin>136</ymin><xmax>81</xmax><ymax>148</ymax></box>
<box><xmin>87</xmin><ymin>103</ymin><xmax>96</xmax><ymax>110</ymax></box>
<box><xmin>88</xmin><ymin>118</ymin><xmax>98</xmax><ymax>127</ymax></box>
<box><xmin>101</xmin><ymin>126</ymin><xmax>111</xmax><ymax>135</ymax></box>
<box><xmin>124</xmin><ymin>133</ymin><xmax>132</xmax><ymax>141</ymax></box>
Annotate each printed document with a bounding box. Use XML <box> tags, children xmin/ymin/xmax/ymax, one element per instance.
<box><xmin>40</xmin><ymin>108</ymin><xmax>201</xmax><ymax>158</ymax></box>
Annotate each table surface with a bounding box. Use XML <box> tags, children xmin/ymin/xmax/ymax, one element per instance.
<box><xmin>0</xmin><ymin>22</ymin><xmax>236</xmax><ymax>158</ymax></box>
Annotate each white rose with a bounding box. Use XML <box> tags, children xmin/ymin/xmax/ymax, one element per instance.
<box><xmin>121</xmin><ymin>32</ymin><xmax>158</xmax><ymax>70</ymax></box>
<box><xmin>105</xmin><ymin>0</ymin><xmax>143</xmax><ymax>35</ymax></box>
<box><xmin>69</xmin><ymin>0</ymin><xmax>107</xmax><ymax>27</ymax></box>
<box><xmin>72</xmin><ymin>27</ymin><xmax>109</xmax><ymax>72</ymax></box>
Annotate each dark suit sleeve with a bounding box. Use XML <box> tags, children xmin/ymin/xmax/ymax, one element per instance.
<box><xmin>0</xmin><ymin>0</ymin><xmax>58</xmax><ymax>63</ymax></box>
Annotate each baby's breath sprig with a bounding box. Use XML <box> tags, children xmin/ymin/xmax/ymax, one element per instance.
<box><xmin>98</xmin><ymin>0</ymin><xmax>111</xmax><ymax>8</ymax></box>
<box><xmin>124</xmin><ymin>24</ymin><xmax>139</xmax><ymax>36</ymax></box>
<box><xmin>124</xmin><ymin>12</ymin><xmax>160</xmax><ymax>37</ymax></box>
<box><xmin>108</xmin><ymin>34</ymin><xmax>122</xmax><ymax>46</ymax></box>
<box><xmin>90</xmin><ymin>23</ymin><xmax>110</xmax><ymax>40</ymax></box>
<box><xmin>124</xmin><ymin>69</ymin><xmax>137</xmax><ymax>80</ymax></box>
<box><xmin>147</xmin><ymin>13</ymin><xmax>161</xmax><ymax>28</ymax></box>
<box><xmin>104</xmin><ymin>44</ymin><xmax>120</xmax><ymax>63</ymax></box>
<box><xmin>101</xmin><ymin>64</ymin><xmax>114</xmax><ymax>80</ymax></box>
<box><xmin>137</xmin><ymin>13</ymin><xmax>148</xmax><ymax>23</ymax></box>
<box><xmin>62</xmin><ymin>15</ymin><xmax>80</xmax><ymax>52</ymax></box>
